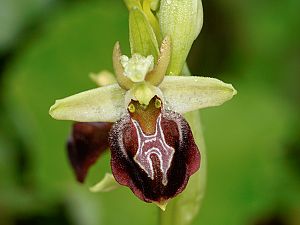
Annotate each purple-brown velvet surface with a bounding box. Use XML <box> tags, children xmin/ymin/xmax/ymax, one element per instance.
<box><xmin>67</xmin><ymin>122</ymin><xmax>113</xmax><ymax>182</ymax></box>
<box><xmin>109</xmin><ymin>109</ymin><xmax>200</xmax><ymax>203</ymax></box>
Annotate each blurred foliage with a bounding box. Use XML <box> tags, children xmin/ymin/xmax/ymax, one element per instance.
<box><xmin>0</xmin><ymin>0</ymin><xmax>56</xmax><ymax>56</ymax></box>
<box><xmin>0</xmin><ymin>0</ymin><xmax>300</xmax><ymax>225</ymax></box>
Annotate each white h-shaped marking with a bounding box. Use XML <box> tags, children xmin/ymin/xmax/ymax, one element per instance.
<box><xmin>132</xmin><ymin>114</ymin><xmax>175</xmax><ymax>186</ymax></box>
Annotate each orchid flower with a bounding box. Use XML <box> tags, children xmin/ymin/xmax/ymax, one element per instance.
<box><xmin>49</xmin><ymin>36</ymin><xmax>236</xmax><ymax>207</ymax></box>
<box><xmin>49</xmin><ymin>0</ymin><xmax>236</xmax><ymax>210</ymax></box>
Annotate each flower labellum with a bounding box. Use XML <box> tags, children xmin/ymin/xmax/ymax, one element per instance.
<box><xmin>109</xmin><ymin>96</ymin><xmax>200</xmax><ymax>204</ymax></box>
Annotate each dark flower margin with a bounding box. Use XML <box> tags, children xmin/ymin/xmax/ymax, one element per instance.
<box><xmin>67</xmin><ymin>96</ymin><xmax>200</xmax><ymax>204</ymax></box>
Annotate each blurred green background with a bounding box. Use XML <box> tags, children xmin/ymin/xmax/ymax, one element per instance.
<box><xmin>0</xmin><ymin>0</ymin><xmax>299</xmax><ymax>225</ymax></box>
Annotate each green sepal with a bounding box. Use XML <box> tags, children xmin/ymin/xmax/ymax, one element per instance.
<box><xmin>159</xmin><ymin>76</ymin><xmax>237</xmax><ymax>113</ymax></box>
<box><xmin>49</xmin><ymin>84</ymin><xmax>126</xmax><ymax>122</ymax></box>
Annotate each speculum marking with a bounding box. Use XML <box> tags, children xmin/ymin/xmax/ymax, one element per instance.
<box><xmin>132</xmin><ymin>114</ymin><xmax>174</xmax><ymax>186</ymax></box>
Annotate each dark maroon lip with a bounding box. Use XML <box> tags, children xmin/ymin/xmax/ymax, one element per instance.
<box><xmin>109</xmin><ymin>109</ymin><xmax>200</xmax><ymax>203</ymax></box>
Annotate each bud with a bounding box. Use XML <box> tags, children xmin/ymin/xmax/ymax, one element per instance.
<box><xmin>158</xmin><ymin>0</ymin><xmax>203</xmax><ymax>75</ymax></box>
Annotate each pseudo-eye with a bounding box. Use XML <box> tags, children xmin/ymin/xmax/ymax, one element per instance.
<box><xmin>49</xmin><ymin>37</ymin><xmax>236</xmax><ymax>207</ymax></box>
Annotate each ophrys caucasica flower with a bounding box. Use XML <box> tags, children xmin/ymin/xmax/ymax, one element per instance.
<box><xmin>49</xmin><ymin>37</ymin><xmax>236</xmax><ymax>208</ymax></box>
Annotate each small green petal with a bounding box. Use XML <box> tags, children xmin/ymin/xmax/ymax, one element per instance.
<box><xmin>89</xmin><ymin>173</ymin><xmax>120</xmax><ymax>192</ymax></box>
<box><xmin>145</xmin><ymin>36</ymin><xmax>171</xmax><ymax>86</ymax></box>
<box><xmin>49</xmin><ymin>84</ymin><xmax>126</xmax><ymax>122</ymax></box>
<box><xmin>159</xmin><ymin>76</ymin><xmax>237</xmax><ymax>113</ymax></box>
<box><xmin>89</xmin><ymin>70</ymin><xmax>116</xmax><ymax>87</ymax></box>
<box><xmin>129</xmin><ymin>7</ymin><xmax>159</xmax><ymax>61</ymax></box>
<box><xmin>113</xmin><ymin>42</ymin><xmax>134</xmax><ymax>90</ymax></box>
